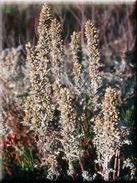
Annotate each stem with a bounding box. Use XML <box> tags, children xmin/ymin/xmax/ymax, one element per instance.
<box><xmin>79</xmin><ymin>158</ymin><xmax>84</xmax><ymax>171</ymax></box>
<box><xmin>117</xmin><ymin>150</ymin><xmax>120</xmax><ymax>178</ymax></box>
<box><xmin>113</xmin><ymin>149</ymin><xmax>118</xmax><ymax>180</ymax></box>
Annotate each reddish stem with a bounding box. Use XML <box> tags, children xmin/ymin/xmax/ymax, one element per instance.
<box><xmin>79</xmin><ymin>158</ymin><xmax>84</xmax><ymax>171</ymax></box>
<box><xmin>117</xmin><ymin>150</ymin><xmax>120</xmax><ymax>178</ymax></box>
<box><xmin>113</xmin><ymin>149</ymin><xmax>118</xmax><ymax>180</ymax></box>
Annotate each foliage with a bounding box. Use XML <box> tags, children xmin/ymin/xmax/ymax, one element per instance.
<box><xmin>2</xmin><ymin>129</ymin><xmax>36</xmax><ymax>177</ymax></box>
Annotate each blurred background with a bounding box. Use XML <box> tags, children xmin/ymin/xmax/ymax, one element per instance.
<box><xmin>0</xmin><ymin>3</ymin><xmax>136</xmax><ymax>63</ymax></box>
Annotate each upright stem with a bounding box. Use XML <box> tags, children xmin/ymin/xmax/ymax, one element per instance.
<box><xmin>113</xmin><ymin>149</ymin><xmax>118</xmax><ymax>180</ymax></box>
<box><xmin>117</xmin><ymin>150</ymin><xmax>120</xmax><ymax>178</ymax></box>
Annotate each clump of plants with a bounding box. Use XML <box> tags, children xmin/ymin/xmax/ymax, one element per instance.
<box><xmin>1</xmin><ymin>3</ymin><xmax>136</xmax><ymax>182</ymax></box>
<box><xmin>0</xmin><ymin>41</ymin><xmax>35</xmax><ymax>179</ymax></box>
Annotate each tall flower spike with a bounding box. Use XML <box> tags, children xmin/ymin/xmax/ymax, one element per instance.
<box><xmin>24</xmin><ymin>42</ymin><xmax>35</xmax><ymax>125</ymax></box>
<box><xmin>25</xmin><ymin>41</ymin><xmax>54</xmax><ymax>128</ymax></box>
<box><xmin>36</xmin><ymin>3</ymin><xmax>52</xmax><ymax>56</ymax></box>
<box><xmin>38</xmin><ymin>3</ymin><xmax>52</xmax><ymax>37</ymax></box>
<box><xmin>50</xmin><ymin>18</ymin><xmax>64</xmax><ymax>81</ymax></box>
<box><xmin>93</xmin><ymin>86</ymin><xmax>121</xmax><ymax>181</ymax></box>
<box><xmin>85</xmin><ymin>20</ymin><xmax>102</xmax><ymax>109</ymax></box>
<box><xmin>70</xmin><ymin>31</ymin><xmax>82</xmax><ymax>89</ymax></box>
<box><xmin>24</xmin><ymin>4</ymin><xmax>57</xmax><ymax>173</ymax></box>
<box><xmin>58</xmin><ymin>86</ymin><xmax>81</xmax><ymax>176</ymax></box>
<box><xmin>27</xmin><ymin>4</ymin><xmax>54</xmax><ymax>126</ymax></box>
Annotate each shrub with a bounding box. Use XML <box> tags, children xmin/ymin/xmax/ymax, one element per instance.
<box><xmin>1</xmin><ymin>3</ymin><xmax>136</xmax><ymax>181</ymax></box>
